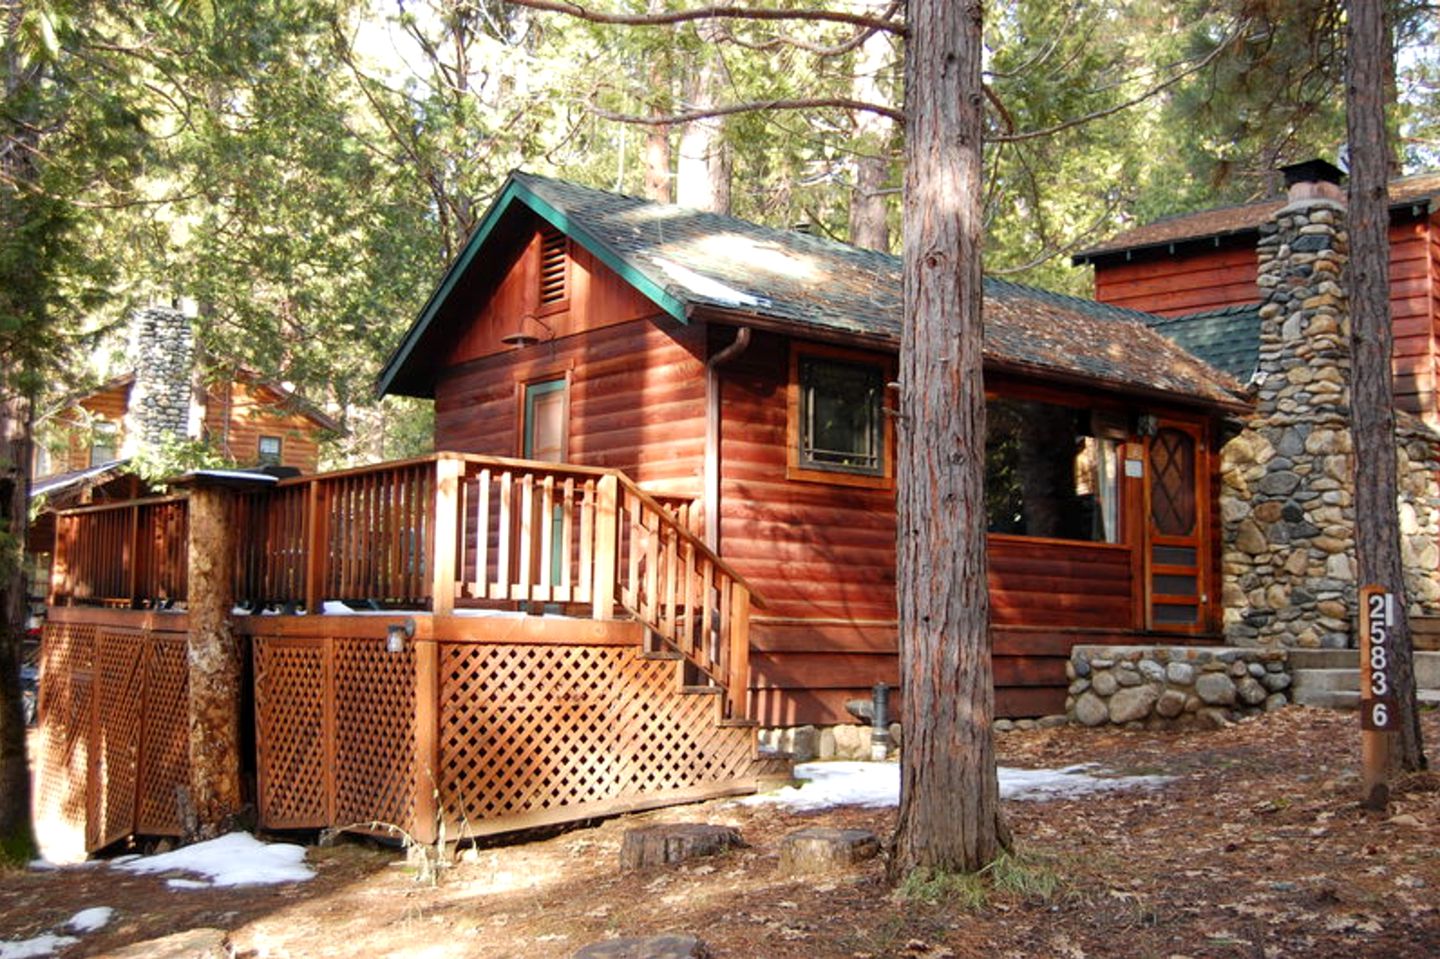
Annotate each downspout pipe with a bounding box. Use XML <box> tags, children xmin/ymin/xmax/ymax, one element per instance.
<box><xmin>704</xmin><ymin>326</ymin><xmax>752</xmax><ymax>551</ymax></box>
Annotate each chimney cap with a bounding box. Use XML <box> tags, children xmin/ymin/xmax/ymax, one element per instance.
<box><xmin>1280</xmin><ymin>158</ymin><xmax>1345</xmax><ymax>188</ymax></box>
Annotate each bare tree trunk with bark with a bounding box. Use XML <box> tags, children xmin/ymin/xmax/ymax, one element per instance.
<box><xmin>676</xmin><ymin>20</ymin><xmax>731</xmax><ymax>213</ymax></box>
<box><xmin>183</xmin><ymin>484</ymin><xmax>244</xmax><ymax>838</ymax></box>
<box><xmin>1346</xmin><ymin>0</ymin><xmax>1427</xmax><ymax>773</ymax></box>
<box><xmin>848</xmin><ymin>2</ymin><xmax>893</xmax><ymax>251</ymax></box>
<box><xmin>0</xmin><ymin>0</ymin><xmax>40</xmax><ymax>867</ymax></box>
<box><xmin>642</xmin><ymin>0</ymin><xmax>673</xmax><ymax>203</ymax></box>
<box><xmin>889</xmin><ymin>0</ymin><xmax>1008</xmax><ymax>879</ymax></box>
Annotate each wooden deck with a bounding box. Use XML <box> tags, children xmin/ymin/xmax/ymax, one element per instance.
<box><xmin>38</xmin><ymin>453</ymin><xmax>770</xmax><ymax>852</ymax></box>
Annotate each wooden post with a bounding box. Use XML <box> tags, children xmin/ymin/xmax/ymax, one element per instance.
<box><xmin>1359</xmin><ymin>584</ymin><xmax>1398</xmax><ymax>810</ymax></box>
<box><xmin>304</xmin><ymin>479</ymin><xmax>326</xmax><ymax>613</ymax></box>
<box><xmin>125</xmin><ymin>503</ymin><xmax>141</xmax><ymax>608</ymax></box>
<box><xmin>727</xmin><ymin>585</ymin><xmax>751</xmax><ymax>721</ymax></box>
<box><xmin>179</xmin><ymin>479</ymin><xmax>246</xmax><ymax>839</ymax></box>
<box><xmin>592</xmin><ymin>474</ymin><xmax>619</xmax><ymax>620</ymax></box>
<box><xmin>431</xmin><ymin>457</ymin><xmax>463</xmax><ymax>617</ymax></box>
<box><xmin>412</xmin><ymin>633</ymin><xmax>439</xmax><ymax>845</ymax></box>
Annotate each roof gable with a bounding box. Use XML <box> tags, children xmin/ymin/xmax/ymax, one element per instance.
<box><xmin>380</xmin><ymin>171</ymin><xmax>1248</xmax><ymax>411</ymax></box>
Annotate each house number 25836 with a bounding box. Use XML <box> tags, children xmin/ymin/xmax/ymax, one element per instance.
<box><xmin>1360</xmin><ymin>586</ymin><xmax>1399</xmax><ymax>732</ymax></box>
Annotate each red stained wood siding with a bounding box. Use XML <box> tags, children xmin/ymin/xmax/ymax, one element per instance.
<box><xmin>719</xmin><ymin>329</ymin><xmax>1147</xmax><ymax>724</ymax></box>
<box><xmin>204</xmin><ymin>380</ymin><xmax>325</xmax><ymax>474</ymax></box>
<box><xmin>1094</xmin><ymin>239</ymin><xmax>1259</xmax><ymax>318</ymax></box>
<box><xmin>435</xmin><ymin>316</ymin><xmax>707</xmax><ymax>493</ymax></box>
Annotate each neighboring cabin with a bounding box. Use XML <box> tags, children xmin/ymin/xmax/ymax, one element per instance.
<box><xmin>379</xmin><ymin>172</ymin><xmax>1248</xmax><ymax>725</ymax></box>
<box><xmin>27</xmin><ymin>305</ymin><xmax>340</xmax><ymax>603</ymax></box>
<box><xmin>1075</xmin><ymin>162</ymin><xmax>1440</xmax><ymax>423</ymax></box>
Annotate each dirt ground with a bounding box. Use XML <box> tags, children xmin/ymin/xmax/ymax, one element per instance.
<box><xmin>2</xmin><ymin>706</ymin><xmax>1437</xmax><ymax>959</ymax></box>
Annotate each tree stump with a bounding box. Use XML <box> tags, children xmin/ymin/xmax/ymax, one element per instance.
<box><xmin>571</xmin><ymin>935</ymin><xmax>710</xmax><ymax>959</ymax></box>
<box><xmin>619</xmin><ymin>823</ymin><xmax>743</xmax><ymax>871</ymax></box>
<box><xmin>779</xmin><ymin>827</ymin><xmax>880</xmax><ymax>874</ymax></box>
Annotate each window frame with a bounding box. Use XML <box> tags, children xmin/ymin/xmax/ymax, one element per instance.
<box><xmin>257</xmin><ymin>434</ymin><xmax>283</xmax><ymax>467</ymax></box>
<box><xmin>516</xmin><ymin>373</ymin><xmax>571</xmax><ymax>462</ymax></box>
<box><xmin>90</xmin><ymin>421</ymin><xmax>119</xmax><ymax>466</ymax></box>
<box><xmin>786</xmin><ymin>343</ymin><xmax>894</xmax><ymax>490</ymax></box>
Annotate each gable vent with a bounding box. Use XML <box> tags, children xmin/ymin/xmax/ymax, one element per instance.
<box><xmin>538</xmin><ymin>227</ymin><xmax>569</xmax><ymax>306</ymax></box>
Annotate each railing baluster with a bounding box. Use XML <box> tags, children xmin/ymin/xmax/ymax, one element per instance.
<box><xmin>495</xmin><ymin>472</ymin><xmax>513</xmax><ymax>601</ymax></box>
<box><xmin>537</xmin><ymin>475</ymin><xmax>554</xmax><ymax>603</ymax></box>
<box><xmin>473</xmin><ymin>468</ymin><xmax>490</xmax><ymax>599</ymax></box>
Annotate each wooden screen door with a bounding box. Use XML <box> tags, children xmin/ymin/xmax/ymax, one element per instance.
<box><xmin>1144</xmin><ymin>420</ymin><xmax>1210</xmax><ymax>633</ymax></box>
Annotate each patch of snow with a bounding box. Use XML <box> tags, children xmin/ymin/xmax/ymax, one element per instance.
<box><xmin>166</xmin><ymin>878</ymin><xmax>211</xmax><ymax>890</ymax></box>
<box><xmin>65</xmin><ymin>908</ymin><xmax>112</xmax><ymax>933</ymax></box>
<box><xmin>25</xmin><ymin>860</ymin><xmax>57</xmax><ymax>871</ymax></box>
<box><xmin>113</xmin><ymin>833</ymin><xmax>313</xmax><ymax>887</ymax></box>
<box><xmin>650</xmin><ymin>257</ymin><xmax>768</xmax><ymax>309</ymax></box>
<box><xmin>0</xmin><ymin>934</ymin><xmax>78</xmax><ymax>959</ymax></box>
<box><xmin>741</xmin><ymin>761</ymin><xmax>1169</xmax><ymax>812</ymax></box>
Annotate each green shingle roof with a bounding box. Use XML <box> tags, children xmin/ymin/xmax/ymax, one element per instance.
<box><xmin>381</xmin><ymin>171</ymin><xmax>1247</xmax><ymax>410</ymax></box>
<box><xmin>1146</xmin><ymin>306</ymin><xmax>1261</xmax><ymax>384</ymax></box>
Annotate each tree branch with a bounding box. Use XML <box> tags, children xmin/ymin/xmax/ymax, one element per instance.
<box><xmin>502</xmin><ymin>0</ymin><xmax>906</xmax><ymax>35</ymax></box>
<box><xmin>988</xmin><ymin>24</ymin><xmax>1244</xmax><ymax>144</ymax></box>
<box><xmin>592</xmin><ymin>96</ymin><xmax>903</xmax><ymax>126</ymax></box>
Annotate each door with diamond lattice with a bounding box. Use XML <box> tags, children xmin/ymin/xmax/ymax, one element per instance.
<box><xmin>1144</xmin><ymin>421</ymin><xmax>1211</xmax><ymax>633</ymax></box>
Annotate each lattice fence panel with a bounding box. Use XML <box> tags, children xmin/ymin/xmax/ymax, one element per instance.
<box><xmin>438</xmin><ymin>644</ymin><xmax>755</xmax><ymax>831</ymax></box>
<box><xmin>93</xmin><ymin>629</ymin><xmax>145</xmax><ymax>850</ymax></box>
<box><xmin>332</xmin><ymin>639</ymin><xmax>417</xmax><ymax>832</ymax></box>
<box><xmin>253</xmin><ymin>640</ymin><xmax>330</xmax><ymax>828</ymax></box>
<box><xmin>34</xmin><ymin>623</ymin><xmax>96</xmax><ymax>846</ymax></box>
<box><xmin>136</xmin><ymin>634</ymin><xmax>189</xmax><ymax>834</ymax></box>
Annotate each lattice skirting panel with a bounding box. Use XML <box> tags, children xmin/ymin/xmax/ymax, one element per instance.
<box><xmin>254</xmin><ymin>633</ymin><xmax>762</xmax><ymax>842</ymax></box>
<box><xmin>253</xmin><ymin>636</ymin><xmax>417</xmax><ymax>836</ymax></box>
<box><xmin>34</xmin><ymin>615</ymin><xmax>191</xmax><ymax>857</ymax></box>
<box><xmin>437</xmin><ymin>643</ymin><xmax>760</xmax><ymax>836</ymax></box>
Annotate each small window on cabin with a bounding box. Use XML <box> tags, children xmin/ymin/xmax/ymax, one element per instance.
<box><xmin>797</xmin><ymin>354</ymin><xmax>885</xmax><ymax>477</ymax></box>
<box><xmin>985</xmin><ymin>398</ymin><xmax>1121</xmax><ymax>544</ymax></box>
<box><xmin>536</xmin><ymin>226</ymin><xmax>569</xmax><ymax>313</ymax></box>
<box><xmin>90</xmin><ymin>421</ymin><xmax>118</xmax><ymax>466</ymax></box>
<box><xmin>258</xmin><ymin>435</ymin><xmax>283</xmax><ymax>467</ymax></box>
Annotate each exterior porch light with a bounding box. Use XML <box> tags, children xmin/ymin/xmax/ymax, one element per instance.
<box><xmin>500</xmin><ymin>312</ymin><xmax>553</xmax><ymax>348</ymax></box>
<box><xmin>386</xmin><ymin>617</ymin><xmax>416</xmax><ymax>653</ymax></box>
<box><xmin>1136</xmin><ymin>413</ymin><xmax>1160</xmax><ymax>438</ymax></box>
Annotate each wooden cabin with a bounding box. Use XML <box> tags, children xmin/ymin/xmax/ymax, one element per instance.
<box><xmin>1074</xmin><ymin>166</ymin><xmax>1440</xmax><ymax>422</ymax></box>
<box><xmin>34</xmin><ymin>174</ymin><xmax>1255</xmax><ymax>857</ymax></box>
<box><xmin>379</xmin><ymin>172</ymin><xmax>1249</xmax><ymax>725</ymax></box>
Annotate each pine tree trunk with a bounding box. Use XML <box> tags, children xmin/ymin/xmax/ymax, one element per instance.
<box><xmin>848</xmin><ymin>5</ymin><xmax>893</xmax><ymax>252</ymax></box>
<box><xmin>889</xmin><ymin>0</ymin><xmax>1008</xmax><ymax>879</ymax></box>
<box><xmin>0</xmin><ymin>0</ymin><xmax>39</xmax><ymax>867</ymax></box>
<box><xmin>184</xmin><ymin>485</ymin><xmax>244</xmax><ymax>838</ymax></box>
<box><xmin>675</xmin><ymin>20</ymin><xmax>730</xmax><ymax>213</ymax></box>
<box><xmin>1346</xmin><ymin>0</ymin><xmax>1426</xmax><ymax>773</ymax></box>
<box><xmin>0</xmin><ymin>388</ymin><xmax>38</xmax><ymax>866</ymax></box>
<box><xmin>642</xmin><ymin>0</ymin><xmax>672</xmax><ymax>203</ymax></box>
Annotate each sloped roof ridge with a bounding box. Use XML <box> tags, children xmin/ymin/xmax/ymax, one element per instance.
<box><xmin>510</xmin><ymin>169</ymin><xmax>901</xmax><ymax>269</ymax></box>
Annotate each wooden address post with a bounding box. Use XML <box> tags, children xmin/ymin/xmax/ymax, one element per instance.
<box><xmin>1358</xmin><ymin>583</ymin><xmax>1398</xmax><ymax>811</ymax></box>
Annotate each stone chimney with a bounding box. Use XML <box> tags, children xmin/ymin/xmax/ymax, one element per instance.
<box><xmin>1221</xmin><ymin>159</ymin><xmax>1355</xmax><ymax>649</ymax></box>
<box><xmin>120</xmin><ymin>305</ymin><xmax>202</xmax><ymax>457</ymax></box>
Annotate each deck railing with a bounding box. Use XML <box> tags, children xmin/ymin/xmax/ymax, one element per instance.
<box><xmin>50</xmin><ymin>453</ymin><xmax>760</xmax><ymax>718</ymax></box>
<box><xmin>51</xmin><ymin>496</ymin><xmax>189</xmax><ymax>607</ymax></box>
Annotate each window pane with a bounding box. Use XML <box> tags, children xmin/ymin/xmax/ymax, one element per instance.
<box><xmin>258</xmin><ymin>436</ymin><xmax>282</xmax><ymax>466</ymax></box>
<box><xmin>985</xmin><ymin>398</ymin><xmax>1120</xmax><ymax>543</ymax></box>
<box><xmin>799</xmin><ymin>356</ymin><xmax>883</xmax><ymax>475</ymax></box>
<box><xmin>91</xmin><ymin>422</ymin><xmax>118</xmax><ymax>465</ymax></box>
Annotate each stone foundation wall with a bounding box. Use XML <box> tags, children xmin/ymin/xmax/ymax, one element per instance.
<box><xmin>1065</xmin><ymin>645</ymin><xmax>1290</xmax><ymax>729</ymax></box>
